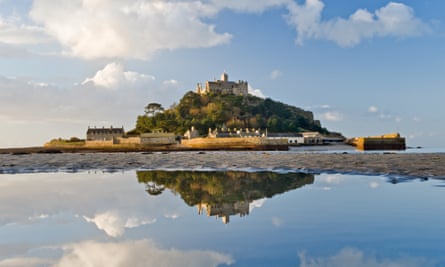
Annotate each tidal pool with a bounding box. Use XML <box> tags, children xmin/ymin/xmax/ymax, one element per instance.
<box><xmin>0</xmin><ymin>170</ymin><xmax>444</xmax><ymax>266</ymax></box>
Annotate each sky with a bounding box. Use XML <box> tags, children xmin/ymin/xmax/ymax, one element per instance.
<box><xmin>0</xmin><ymin>0</ymin><xmax>444</xmax><ymax>148</ymax></box>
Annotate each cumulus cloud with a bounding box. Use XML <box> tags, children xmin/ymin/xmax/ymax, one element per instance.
<box><xmin>29</xmin><ymin>0</ymin><xmax>232</xmax><ymax>59</ymax></box>
<box><xmin>0</xmin><ymin>63</ymin><xmax>184</xmax><ymax>146</ymax></box>
<box><xmin>248</xmin><ymin>84</ymin><xmax>266</xmax><ymax>98</ymax></box>
<box><xmin>1</xmin><ymin>240</ymin><xmax>233</xmax><ymax>267</ymax></box>
<box><xmin>298</xmin><ymin>247</ymin><xmax>433</xmax><ymax>267</ymax></box>
<box><xmin>0</xmin><ymin>257</ymin><xmax>53</xmax><ymax>267</ymax></box>
<box><xmin>0</xmin><ymin>14</ymin><xmax>50</xmax><ymax>45</ymax></box>
<box><xmin>249</xmin><ymin>198</ymin><xmax>266</xmax><ymax>211</ymax></box>
<box><xmin>55</xmin><ymin>240</ymin><xmax>234</xmax><ymax>267</ymax></box>
<box><xmin>311</xmin><ymin>105</ymin><xmax>344</xmax><ymax>123</ymax></box>
<box><xmin>286</xmin><ymin>1</ymin><xmax>430</xmax><ymax>47</ymax></box>
<box><xmin>83</xmin><ymin>211</ymin><xmax>156</xmax><ymax>238</ymax></box>
<box><xmin>0</xmin><ymin>171</ymin><xmax>189</xmax><ymax>235</ymax></box>
<box><xmin>0</xmin><ymin>0</ymin><xmax>430</xmax><ymax>59</ymax></box>
<box><xmin>320</xmin><ymin>111</ymin><xmax>343</xmax><ymax>122</ymax></box>
<box><xmin>82</xmin><ymin>62</ymin><xmax>155</xmax><ymax>89</ymax></box>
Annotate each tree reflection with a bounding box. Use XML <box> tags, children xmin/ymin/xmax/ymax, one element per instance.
<box><xmin>137</xmin><ymin>171</ymin><xmax>314</xmax><ymax>224</ymax></box>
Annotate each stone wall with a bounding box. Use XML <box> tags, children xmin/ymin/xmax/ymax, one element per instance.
<box><xmin>181</xmin><ymin>137</ymin><xmax>287</xmax><ymax>148</ymax></box>
<box><xmin>141</xmin><ymin>133</ymin><xmax>176</xmax><ymax>146</ymax></box>
<box><xmin>85</xmin><ymin>140</ymin><xmax>114</xmax><ymax>147</ymax></box>
<box><xmin>117</xmin><ymin>137</ymin><xmax>141</xmax><ymax>144</ymax></box>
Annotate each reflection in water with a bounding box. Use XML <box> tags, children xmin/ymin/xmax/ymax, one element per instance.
<box><xmin>298</xmin><ymin>247</ymin><xmax>434</xmax><ymax>267</ymax></box>
<box><xmin>137</xmin><ymin>171</ymin><xmax>314</xmax><ymax>224</ymax></box>
<box><xmin>388</xmin><ymin>176</ymin><xmax>429</xmax><ymax>184</ymax></box>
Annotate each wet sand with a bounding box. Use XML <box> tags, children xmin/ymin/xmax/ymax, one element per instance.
<box><xmin>1</xmin><ymin>151</ymin><xmax>445</xmax><ymax>179</ymax></box>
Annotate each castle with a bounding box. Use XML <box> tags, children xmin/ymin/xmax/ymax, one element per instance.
<box><xmin>196</xmin><ymin>72</ymin><xmax>248</xmax><ymax>96</ymax></box>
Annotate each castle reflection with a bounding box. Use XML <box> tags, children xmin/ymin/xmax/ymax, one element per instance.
<box><xmin>137</xmin><ymin>171</ymin><xmax>314</xmax><ymax>224</ymax></box>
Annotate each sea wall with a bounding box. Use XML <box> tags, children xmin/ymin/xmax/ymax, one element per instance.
<box><xmin>181</xmin><ymin>137</ymin><xmax>288</xmax><ymax>149</ymax></box>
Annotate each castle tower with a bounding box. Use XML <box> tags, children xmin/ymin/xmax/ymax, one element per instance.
<box><xmin>221</xmin><ymin>72</ymin><xmax>228</xmax><ymax>82</ymax></box>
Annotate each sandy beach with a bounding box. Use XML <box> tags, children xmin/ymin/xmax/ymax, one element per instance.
<box><xmin>1</xmin><ymin>151</ymin><xmax>444</xmax><ymax>179</ymax></box>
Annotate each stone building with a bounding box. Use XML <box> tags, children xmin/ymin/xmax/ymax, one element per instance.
<box><xmin>196</xmin><ymin>72</ymin><xmax>248</xmax><ymax>96</ymax></box>
<box><xmin>208</xmin><ymin>127</ymin><xmax>264</xmax><ymax>138</ymax></box>
<box><xmin>86</xmin><ymin>126</ymin><xmax>125</xmax><ymax>141</ymax></box>
<box><xmin>184</xmin><ymin>126</ymin><xmax>200</xmax><ymax>139</ymax></box>
<box><xmin>140</xmin><ymin>129</ymin><xmax>176</xmax><ymax>145</ymax></box>
<box><xmin>197</xmin><ymin>201</ymin><xmax>250</xmax><ymax>224</ymax></box>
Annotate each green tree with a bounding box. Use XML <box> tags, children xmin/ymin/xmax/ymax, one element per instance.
<box><xmin>134</xmin><ymin>91</ymin><xmax>332</xmax><ymax>136</ymax></box>
<box><xmin>144</xmin><ymin>103</ymin><xmax>164</xmax><ymax>117</ymax></box>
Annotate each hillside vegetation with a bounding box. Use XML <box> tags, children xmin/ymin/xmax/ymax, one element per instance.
<box><xmin>135</xmin><ymin>91</ymin><xmax>329</xmax><ymax>135</ymax></box>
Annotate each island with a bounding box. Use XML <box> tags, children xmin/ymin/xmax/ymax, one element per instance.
<box><xmin>41</xmin><ymin>72</ymin><xmax>345</xmax><ymax>152</ymax></box>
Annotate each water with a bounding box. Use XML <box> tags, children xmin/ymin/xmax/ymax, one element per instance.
<box><xmin>0</xmin><ymin>170</ymin><xmax>444</xmax><ymax>266</ymax></box>
<box><xmin>289</xmin><ymin>144</ymin><xmax>445</xmax><ymax>154</ymax></box>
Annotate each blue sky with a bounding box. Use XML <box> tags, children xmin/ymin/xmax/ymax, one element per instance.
<box><xmin>0</xmin><ymin>0</ymin><xmax>444</xmax><ymax>147</ymax></box>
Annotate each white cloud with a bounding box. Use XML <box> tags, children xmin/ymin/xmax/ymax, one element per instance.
<box><xmin>286</xmin><ymin>1</ymin><xmax>430</xmax><ymax>47</ymax></box>
<box><xmin>84</xmin><ymin>211</ymin><xmax>156</xmax><ymax>237</ymax></box>
<box><xmin>369</xmin><ymin>182</ymin><xmax>380</xmax><ymax>189</ymax></box>
<box><xmin>323</xmin><ymin>174</ymin><xmax>344</xmax><ymax>185</ymax></box>
<box><xmin>29</xmin><ymin>0</ymin><xmax>232</xmax><ymax>59</ymax></box>
<box><xmin>368</xmin><ymin>106</ymin><xmax>378</xmax><ymax>113</ymax></box>
<box><xmin>82</xmin><ymin>62</ymin><xmax>155</xmax><ymax>89</ymax></box>
<box><xmin>0</xmin><ymin>257</ymin><xmax>53</xmax><ymax>267</ymax></box>
<box><xmin>248</xmin><ymin>84</ymin><xmax>266</xmax><ymax>98</ymax></box>
<box><xmin>0</xmin><ymin>63</ymin><xmax>184</xmax><ymax>147</ymax></box>
<box><xmin>0</xmin><ymin>172</ymin><xmax>187</xmax><ymax>230</ymax></box>
<box><xmin>0</xmin><ymin>240</ymin><xmax>234</xmax><ymax>267</ymax></box>
<box><xmin>269</xmin><ymin>69</ymin><xmax>283</xmax><ymax>80</ymax></box>
<box><xmin>163</xmin><ymin>79</ymin><xmax>179</xmax><ymax>87</ymax></box>
<box><xmin>210</xmin><ymin>0</ymin><xmax>290</xmax><ymax>13</ymax></box>
<box><xmin>0</xmin><ymin>0</ymin><xmax>429</xmax><ymax>59</ymax></box>
<box><xmin>249</xmin><ymin>198</ymin><xmax>266</xmax><ymax>211</ymax></box>
<box><xmin>0</xmin><ymin>14</ymin><xmax>50</xmax><ymax>45</ymax></box>
<box><xmin>312</xmin><ymin>105</ymin><xmax>344</xmax><ymax>123</ymax></box>
<box><xmin>55</xmin><ymin>240</ymin><xmax>234</xmax><ymax>267</ymax></box>
<box><xmin>164</xmin><ymin>213</ymin><xmax>180</xmax><ymax>219</ymax></box>
<box><xmin>320</xmin><ymin>111</ymin><xmax>343</xmax><ymax>122</ymax></box>
<box><xmin>298</xmin><ymin>247</ymin><xmax>433</xmax><ymax>267</ymax></box>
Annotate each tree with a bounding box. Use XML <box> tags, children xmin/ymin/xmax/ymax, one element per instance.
<box><xmin>144</xmin><ymin>103</ymin><xmax>164</xmax><ymax>117</ymax></box>
<box><xmin>134</xmin><ymin>91</ymin><xmax>332</xmax><ymax>136</ymax></box>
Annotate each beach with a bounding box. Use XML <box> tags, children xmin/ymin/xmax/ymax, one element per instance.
<box><xmin>1</xmin><ymin>151</ymin><xmax>444</xmax><ymax>179</ymax></box>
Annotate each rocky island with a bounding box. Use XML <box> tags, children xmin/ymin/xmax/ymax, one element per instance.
<box><xmin>40</xmin><ymin>72</ymin><xmax>344</xmax><ymax>152</ymax></box>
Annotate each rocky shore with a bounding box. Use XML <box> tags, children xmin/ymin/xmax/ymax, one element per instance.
<box><xmin>1</xmin><ymin>151</ymin><xmax>444</xmax><ymax>179</ymax></box>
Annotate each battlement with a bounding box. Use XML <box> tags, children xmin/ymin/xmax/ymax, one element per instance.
<box><xmin>196</xmin><ymin>72</ymin><xmax>248</xmax><ymax>96</ymax></box>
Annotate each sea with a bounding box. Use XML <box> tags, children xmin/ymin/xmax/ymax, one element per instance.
<box><xmin>0</xmin><ymin>150</ymin><xmax>444</xmax><ymax>266</ymax></box>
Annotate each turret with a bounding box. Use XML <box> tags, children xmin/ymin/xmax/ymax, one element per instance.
<box><xmin>221</xmin><ymin>72</ymin><xmax>228</xmax><ymax>82</ymax></box>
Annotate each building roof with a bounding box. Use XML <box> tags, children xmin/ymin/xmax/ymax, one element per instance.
<box><xmin>87</xmin><ymin>127</ymin><xmax>125</xmax><ymax>134</ymax></box>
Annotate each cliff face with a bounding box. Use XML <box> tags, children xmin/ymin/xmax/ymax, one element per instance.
<box><xmin>136</xmin><ymin>91</ymin><xmax>329</xmax><ymax>135</ymax></box>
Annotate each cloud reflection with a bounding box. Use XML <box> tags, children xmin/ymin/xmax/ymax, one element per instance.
<box><xmin>0</xmin><ymin>172</ymin><xmax>188</xmax><ymax>239</ymax></box>
<box><xmin>56</xmin><ymin>240</ymin><xmax>234</xmax><ymax>267</ymax></box>
<box><xmin>0</xmin><ymin>257</ymin><xmax>52</xmax><ymax>267</ymax></box>
<box><xmin>298</xmin><ymin>248</ymin><xmax>434</xmax><ymax>267</ymax></box>
<box><xmin>0</xmin><ymin>240</ymin><xmax>233</xmax><ymax>267</ymax></box>
<box><xmin>83</xmin><ymin>211</ymin><xmax>156</xmax><ymax>238</ymax></box>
